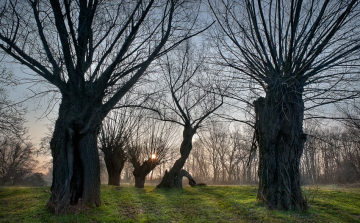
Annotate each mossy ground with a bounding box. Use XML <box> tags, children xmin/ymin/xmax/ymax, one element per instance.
<box><xmin>0</xmin><ymin>185</ymin><xmax>359</xmax><ymax>222</ymax></box>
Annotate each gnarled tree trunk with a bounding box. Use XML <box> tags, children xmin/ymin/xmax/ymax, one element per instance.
<box><xmin>134</xmin><ymin>175</ymin><xmax>146</xmax><ymax>188</ymax></box>
<box><xmin>175</xmin><ymin>169</ymin><xmax>197</xmax><ymax>187</ymax></box>
<box><xmin>46</xmin><ymin>95</ymin><xmax>103</xmax><ymax>214</ymax></box>
<box><xmin>157</xmin><ymin>125</ymin><xmax>196</xmax><ymax>188</ymax></box>
<box><xmin>254</xmin><ymin>85</ymin><xmax>308</xmax><ymax>211</ymax></box>
<box><xmin>132</xmin><ymin>157</ymin><xmax>158</xmax><ymax>188</ymax></box>
<box><xmin>104</xmin><ymin>151</ymin><xmax>126</xmax><ymax>186</ymax></box>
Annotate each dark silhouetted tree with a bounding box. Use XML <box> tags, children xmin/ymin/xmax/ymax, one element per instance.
<box><xmin>128</xmin><ymin>118</ymin><xmax>177</xmax><ymax>188</ymax></box>
<box><xmin>98</xmin><ymin>109</ymin><xmax>136</xmax><ymax>186</ymax></box>
<box><xmin>210</xmin><ymin>0</ymin><xmax>360</xmax><ymax>210</ymax></box>
<box><xmin>156</xmin><ymin>41</ymin><xmax>224</xmax><ymax>188</ymax></box>
<box><xmin>0</xmin><ymin>0</ymin><xmax>207</xmax><ymax>213</ymax></box>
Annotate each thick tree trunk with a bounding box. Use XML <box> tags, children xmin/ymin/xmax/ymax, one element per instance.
<box><xmin>78</xmin><ymin>131</ymin><xmax>101</xmax><ymax>206</ymax></box>
<box><xmin>107</xmin><ymin>167</ymin><xmax>120</xmax><ymax>186</ymax></box>
<box><xmin>134</xmin><ymin>176</ymin><xmax>146</xmax><ymax>188</ymax></box>
<box><xmin>157</xmin><ymin>124</ymin><xmax>196</xmax><ymax>188</ymax></box>
<box><xmin>46</xmin><ymin>95</ymin><xmax>103</xmax><ymax>214</ymax></box>
<box><xmin>175</xmin><ymin>169</ymin><xmax>197</xmax><ymax>187</ymax></box>
<box><xmin>104</xmin><ymin>152</ymin><xmax>126</xmax><ymax>186</ymax></box>
<box><xmin>131</xmin><ymin>158</ymin><xmax>157</xmax><ymax>188</ymax></box>
<box><xmin>254</xmin><ymin>86</ymin><xmax>308</xmax><ymax>211</ymax></box>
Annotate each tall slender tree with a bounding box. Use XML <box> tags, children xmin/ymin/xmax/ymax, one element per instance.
<box><xmin>210</xmin><ymin>0</ymin><xmax>360</xmax><ymax>210</ymax></box>
<box><xmin>156</xmin><ymin>41</ymin><xmax>224</xmax><ymax>188</ymax></box>
<box><xmin>0</xmin><ymin>0</ymin><xmax>207</xmax><ymax>214</ymax></box>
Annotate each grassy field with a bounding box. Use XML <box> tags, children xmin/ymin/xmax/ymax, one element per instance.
<box><xmin>0</xmin><ymin>185</ymin><xmax>359</xmax><ymax>222</ymax></box>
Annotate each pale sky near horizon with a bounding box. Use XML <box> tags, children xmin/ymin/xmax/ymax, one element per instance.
<box><xmin>2</xmin><ymin>61</ymin><xmax>57</xmax><ymax>174</ymax></box>
<box><xmin>4</xmin><ymin>76</ymin><xmax>53</xmax><ymax>172</ymax></box>
<box><xmin>4</xmin><ymin>60</ymin><xmax>55</xmax><ymax>158</ymax></box>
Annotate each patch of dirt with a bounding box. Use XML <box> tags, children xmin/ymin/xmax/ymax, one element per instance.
<box><xmin>119</xmin><ymin>204</ymin><xmax>139</xmax><ymax>218</ymax></box>
<box><xmin>68</xmin><ymin>199</ymin><xmax>93</xmax><ymax>215</ymax></box>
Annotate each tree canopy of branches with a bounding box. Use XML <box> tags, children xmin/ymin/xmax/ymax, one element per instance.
<box><xmin>302</xmin><ymin>124</ymin><xmax>360</xmax><ymax>184</ymax></box>
<box><xmin>128</xmin><ymin>117</ymin><xmax>177</xmax><ymax>188</ymax></box>
<box><xmin>0</xmin><ymin>68</ymin><xmax>26</xmax><ymax>138</ymax></box>
<box><xmin>0</xmin><ymin>134</ymin><xmax>42</xmax><ymax>186</ymax></box>
<box><xmin>199</xmin><ymin>122</ymin><xmax>249</xmax><ymax>184</ymax></box>
<box><xmin>210</xmin><ymin>0</ymin><xmax>360</xmax><ymax>210</ymax></box>
<box><xmin>0</xmin><ymin>68</ymin><xmax>39</xmax><ymax>186</ymax></box>
<box><xmin>99</xmin><ymin>109</ymin><xmax>136</xmax><ymax>186</ymax></box>
<box><xmin>340</xmin><ymin>101</ymin><xmax>360</xmax><ymax>139</ymax></box>
<box><xmin>155</xmin><ymin>41</ymin><xmax>224</xmax><ymax>188</ymax></box>
<box><xmin>0</xmin><ymin>0</ymin><xmax>207</xmax><ymax>214</ymax></box>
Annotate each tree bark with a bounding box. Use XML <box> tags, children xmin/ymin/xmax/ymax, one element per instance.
<box><xmin>254</xmin><ymin>85</ymin><xmax>308</xmax><ymax>211</ymax></box>
<box><xmin>46</xmin><ymin>95</ymin><xmax>102</xmax><ymax>214</ymax></box>
<box><xmin>104</xmin><ymin>151</ymin><xmax>126</xmax><ymax>186</ymax></box>
<box><xmin>157</xmin><ymin>124</ymin><xmax>196</xmax><ymax>188</ymax></box>
<box><xmin>131</xmin><ymin>157</ymin><xmax>157</xmax><ymax>189</ymax></box>
<box><xmin>175</xmin><ymin>169</ymin><xmax>197</xmax><ymax>187</ymax></box>
<box><xmin>134</xmin><ymin>176</ymin><xmax>146</xmax><ymax>188</ymax></box>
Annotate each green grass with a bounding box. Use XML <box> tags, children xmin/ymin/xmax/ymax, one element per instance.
<box><xmin>0</xmin><ymin>185</ymin><xmax>359</xmax><ymax>222</ymax></box>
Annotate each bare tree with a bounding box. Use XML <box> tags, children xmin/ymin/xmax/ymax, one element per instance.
<box><xmin>156</xmin><ymin>41</ymin><xmax>224</xmax><ymax>188</ymax></box>
<box><xmin>199</xmin><ymin>122</ymin><xmax>254</xmax><ymax>184</ymax></box>
<box><xmin>0</xmin><ymin>0</ymin><xmax>207</xmax><ymax>213</ymax></box>
<box><xmin>128</xmin><ymin>118</ymin><xmax>177</xmax><ymax>188</ymax></box>
<box><xmin>0</xmin><ymin>68</ymin><xmax>26</xmax><ymax>138</ymax></box>
<box><xmin>340</xmin><ymin>101</ymin><xmax>360</xmax><ymax>139</ymax></box>
<box><xmin>0</xmin><ymin>136</ymin><xmax>38</xmax><ymax>185</ymax></box>
<box><xmin>0</xmin><ymin>67</ymin><xmax>41</xmax><ymax>186</ymax></box>
<box><xmin>227</xmin><ymin>130</ymin><xmax>250</xmax><ymax>183</ymax></box>
<box><xmin>338</xmin><ymin>103</ymin><xmax>360</xmax><ymax>182</ymax></box>
<box><xmin>199</xmin><ymin>122</ymin><xmax>227</xmax><ymax>184</ymax></box>
<box><xmin>98</xmin><ymin>109</ymin><xmax>138</xmax><ymax>186</ymax></box>
<box><xmin>301</xmin><ymin>123</ymin><xmax>360</xmax><ymax>184</ymax></box>
<box><xmin>210</xmin><ymin>0</ymin><xmax>360</xmax><ymax>210</ymax></box>
<box><xmin>190</xmin><ymin>139</ymin><xmax>210</xmax><ymax>181</ymax></box>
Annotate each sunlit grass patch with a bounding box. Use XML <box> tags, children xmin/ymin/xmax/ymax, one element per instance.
<box><xmin>0</xmin><ymin>185</ymin><xmax>359</xmax><ymax>222</ymax></box>
<box><xmin>0</xmin><ymin>187</ymin><xmax>51</xmax><ymax>222</ymax></box>
<box><xmin>305</xmin><ymin>187</ymin><xmax>360</xmax><ymax>222</ymax></box>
